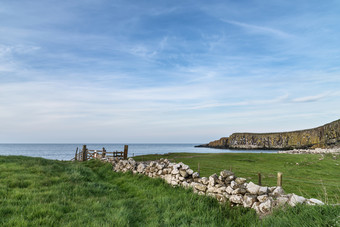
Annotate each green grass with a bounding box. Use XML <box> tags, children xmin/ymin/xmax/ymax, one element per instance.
<box><xmin>134</xmin><ymin>152</ymin><xmax>340</xmax><ymax>204</ymax></box>
<box><xmin>0</xmin><ymin>155</ymin><xmax>339</xmax><ymax>226</ymax></box>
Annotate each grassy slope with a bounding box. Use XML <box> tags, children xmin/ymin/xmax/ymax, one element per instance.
<box><xmin>134</xmin><ymin>153</ymin><xmax>340</xmax><ymax>204</ymax></box>
<box><xmin>0</xmin><ymin>156</ymin><xmax>339</xmax><ymax>226</ymax></box>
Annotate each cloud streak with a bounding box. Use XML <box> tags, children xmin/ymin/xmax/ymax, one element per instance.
<box><xmin>221</xmin><ymin>19</ymin><xmax>293</xmax><ymax>39</ymax></box>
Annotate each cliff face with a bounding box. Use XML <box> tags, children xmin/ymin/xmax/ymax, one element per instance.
<box><xmin>197</xmin><ymin>119</ymin><xmax>340</xmax><ymax>150</ymax></box>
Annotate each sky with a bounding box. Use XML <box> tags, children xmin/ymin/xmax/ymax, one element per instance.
<box><xmin>0</xmin><ymin>0</ymin><xmax>340</xmax><ymax>143</ymax></box>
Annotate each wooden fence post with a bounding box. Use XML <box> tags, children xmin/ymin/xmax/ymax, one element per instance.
<box><xmin>75</xmin><ymin>147</ymin><xmax>78</xmax><ymax>161</ymax></box>
<box><xmin>198</xmin><ymin>162</ymin><xmax>200</xmax><ymax>175</ymax></box>
<box><xmin>82</xmin><ymin>145</ymin><xmax>87</xmax><ymax>162</ymax></box>
<box><xmin>277</xmin><ymin>172</ymin><xmax>283</xmax><ymax>187</ymax></box>
<box><xmin>124</xmin><ymin>145</ymin><xmax>128</xmax><ymax>160</ymax></box>
<box><xmin>258</xmin><ymin>172</ymin><xmax>262</xmax><ymax>186</ymax></box>
<box><xmin>102</xmin><ymin>147</ymin><xmax>106</xmax><ymax>158</ymax></box>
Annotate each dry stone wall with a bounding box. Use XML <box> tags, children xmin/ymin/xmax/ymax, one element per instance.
<box><xmin>98</xmin><ymin>157</ymin><xmax>324</xmax><ymax>215</ymax></box>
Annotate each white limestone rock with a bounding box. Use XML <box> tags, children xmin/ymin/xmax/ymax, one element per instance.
<box><xmin>192</xmin><ymin>172</ymin><xmax>200</xmax><ymax>178</ymax></box>
<box><xmin>289</xmin><ymin>194</ymin><xmax>306</xmax><ymax>206</ymax></box>
<box><xmin>186</xmin><ymin>169</ymin><xmax>194</xmax><ymax>175</ymax></box>
<box><xmin>251</xmin><ymin>202</ymin><xmax>261</xmax><ymax>213</ymax></box>
<box><xmin>230</xmin><ymin>195</ymin><xmax>243</xmax><ymax>204</ymax></box>
<box><xmin>171</xmin><ymin>180</ymin><xmax>179</xmax><ymax>186</ymax></box>
<box><xmin>246</xmin><ymin>182</ymin><xmax>261</xmax><ymax>194</ymax></box>
<box><xmin>232</xmin><ymin>188</ymin><xmax>246</xmax><ymax>195</ymax></box>
<box><xmin>259</xmin><ymin>199</ymin><xmax>272</xmax><ymax>213</ymax></box>
<box><xmin>164</xmin><ymin>175</ymin><xmax>172</xmax><ymax>184</ymax></box>
<box><xmin>215</xmin><ymin>194</ymin><xmax>227</xmax><ymax>203</ymax></box>
<box><xmin>171</xmin><ymin>168</ymin><xmax>180</xmax><ymax>175</ymax></box>
<box><xmin>216</xmin><ymin>186</ymin><xmax>227</xmax><ymax>194</ymax></box>
<box><xmin>179</xmin><ymin>169</ymin><xmax>189</xmax><ymax>178</ymax></box>
<box><xmin>226</xmin><ymin>186</ymin><xmax>233</xmax><ymax>195</ymax></box>
<box><xmin>276</xmin><ymin>196</ymin><xmax>289</xmax><ymax>206</ymax></box>
<box><xmin>209</xmin><ymin>174</ymin><xmax>218</xmax><ymax>186</ymax></box>
<box><xmin>235</xmin><ymin>177</ymin><xmax>247</xmax><ymax>184</ymax></box>
<box><xmin>258</xmin><ymin>187</ymin><xmax>269</xmax><ymax>195</ymax></box>
<box><xmin>194</xmin><ymin>183</ymin><xmax>207</xmax><ymax>192</ymax></box>
<box><xmin>272</xmin><ymin>186</ymin><xmax>285</xmax><ymax>197</ymax></box>
<box><xmin>257</xmin><ymin>195</ymin><xmax>268</xmax><ymax>203</ymax></box>
<box><xmin>181</xmin><ymin>164</ymin><xmax>189</xmax><ymax>170</ymax></box>
<box><xmin>220</xmin><ymin>170</ymin><xmax>234</xmax><ymax>178</ymax></box>
<box><xmin>243</xmin><ymin>194</ymin><xmax>257</xmax><ymax>208</ymax></box>
<box><xmin>306</xmin><ymin>198</ymin><xmax>324</xmax><ymax>205</ymax></box>
<box><xmin>230</xmin><ymin>181</ymin><xmax>239</xmax><ymax>190</ymax></box>
<box><xmin>201</xmin><ymin>177</ymin><xmax>209</xmax><ymax>185</ymax></box>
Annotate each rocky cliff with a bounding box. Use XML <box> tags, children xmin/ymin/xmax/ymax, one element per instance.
<box><xmin>197</xmin><ymin>119</ymin><xmax>340</xmax><ymax>150</ymax></box>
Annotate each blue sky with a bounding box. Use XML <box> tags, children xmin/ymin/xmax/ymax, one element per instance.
<box><xmin>0</xmin><ymin>0</ymin><xmax>339</xmax><ymax>143</ymax></box>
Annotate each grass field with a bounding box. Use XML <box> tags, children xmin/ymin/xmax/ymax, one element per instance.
<box><xmin>0</xmin><ymin>155</ymin><xmax>339</xmax><ymax>226</ymax></box>
<box><xmin>133</xmin><ymin>152</ymin><xmax>340</xmax><ymax>204</ymax></box>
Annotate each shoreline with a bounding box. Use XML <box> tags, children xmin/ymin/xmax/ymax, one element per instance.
<box><xmin>278</xmin><ymin>147</ymin><xmax>340</xmax><ymax>154</ymax></box>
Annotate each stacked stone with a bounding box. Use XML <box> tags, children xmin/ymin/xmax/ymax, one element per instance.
<box><xmin>101</xmin><ymin>157</ymin><xmax>324</xmax><ymax>214</ymax></box>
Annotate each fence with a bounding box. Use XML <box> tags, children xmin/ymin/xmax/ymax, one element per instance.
<box><xmin>74</xmin><ymin>145</ymin><xmax>128</xmax><ymax>161</ymax></box>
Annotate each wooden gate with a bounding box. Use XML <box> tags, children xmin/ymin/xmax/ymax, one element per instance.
<box><xmin>74</xmin><ymin>145</ymin><xmax>128</xmax><ymax>161</ymax></box>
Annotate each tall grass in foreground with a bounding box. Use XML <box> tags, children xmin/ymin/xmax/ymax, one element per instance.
<box><xmin>0</xmin><ymin>156</ymin><xmax>339</xmax><ymax>226</ymax></box>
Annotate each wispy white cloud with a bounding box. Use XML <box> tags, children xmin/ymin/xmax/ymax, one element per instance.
<box><xmin>292</xmin><ymin>93</ymin><xmax>331</xmax><ymax>103</ymax></box>
<box><xmin>221</xmin><ymin>19</ymin><xmax>293</xmax><ymax>39</ymax></box>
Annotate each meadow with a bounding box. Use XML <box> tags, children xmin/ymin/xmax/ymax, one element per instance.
<box><xmin>134</xmin><ymin>152</ymin><xmax>340</xmax><ymax>204</ymax></box>
<box><xmin>0</xmin><ymin>155</ymin><xmax>339</xmax><ymax>226</ymax></box>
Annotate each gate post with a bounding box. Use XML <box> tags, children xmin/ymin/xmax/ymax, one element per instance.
<box><xmin>82</xmin><ymin>145</ymin><xmax>87</xmax><ymax>162</ymax></box>
<box><xmin>123</xmin><ymin>145</ymin><xmax>128</xmax><ymax>160</ymax></box>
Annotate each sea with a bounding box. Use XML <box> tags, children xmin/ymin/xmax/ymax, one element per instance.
<box><xmin>0</xmin><ymin>143</ymin><xmax>277</xmax><ymax>161</ymax></box>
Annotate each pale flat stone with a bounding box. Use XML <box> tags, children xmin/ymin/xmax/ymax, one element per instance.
<box><xmin>220</xmin><ymin>170</ymin><xmax>234</xmax><ymax>178</ymax></box>
<box><xmin>276</xmin><ymin>196</ymin><xmax>289</xmax><ymax>206</ymax></box>
<box><xmin>272</xmin><ymin>186</ymin><xmax>285</xmax><ymax>197</ymax></box>
<box><xmin>289</xmin><ymin>194</ymin><xmax>306</xmax><ymax>206</ymax></box>
<box><xmin>226</xmin><ymin>186</ymin><xmax>233</xmax><ymax>194</ymax></box>
<box><xmin>230</xmin><ymin>195</ymin><xmax>243</xmax><ymax>204</ymax></box>
<box><xmin>192</xmin><ymin>172</ymin><xmax>200</xmax><ymax>178</ymax></box>
<box><xmin>306</xmin><ymin>198</ymin><xmax>324</xmax><ymax>205</ymax></box>
<box><xmin>246</xmin><ymin>182</ymin><xmax>261</xmax><ymax>194</ymax></box>
<box><xmin>243</xmin><ymin>194</ymin><xmax>257</xmax><ymax>208</ymax></box>
<box><xmin>194</xmin><ymin>183</ymin><xmax>207</xmax><ymax>192</ymax></box>
<box><xmin>186</xmin><ymin>169</ymin><xmax>194</xmax><ymax>175</ymax></box>
<box><xmin>257</xmin><ymin>195</ymin><xmax>268</xmax><ymax>203</ymax></box>
<box><xmin>258</xmin><ymin>187</ymin><xmax>268</xmax><ymax>195</ymax></box>
<box><xmin>209</xmin><ymin>174</ymin><xmax>218</xmax><ymax>186</ymax></box>
<box><xmin>235</xmin><ymin>177</ymin><xmax>247</xmax><ymax>184</ymax></box>
<box><xmin>259</xmin><ymin>199</ymin><xmax>272</xmax><ymax>213</ymax></box>
<box><xmin>201</xmin><ymin>177</ymin><xmax>209</xmax><ymax>185</ymax></box>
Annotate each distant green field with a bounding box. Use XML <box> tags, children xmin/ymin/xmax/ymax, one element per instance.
<box><xmin>0</xmin><ymin>156</ymin><xmax>339</xmax><ymax>226</ymax></box>
<box><xmin>134</xmin><ymin>152</ymin><xmax>340</xmax><ymax>204</ymax></box>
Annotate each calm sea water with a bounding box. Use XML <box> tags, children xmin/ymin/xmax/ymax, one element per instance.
<box><xmin>0</xmin><ymin>144</ymin><xmax>277</xmax><ymax>160</ymax></box>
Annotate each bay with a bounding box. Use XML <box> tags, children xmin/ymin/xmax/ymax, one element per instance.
<box><xmin>0</xmin><ymin>143</ymin><xmax>277</xmax><ymax>161</ymax></box>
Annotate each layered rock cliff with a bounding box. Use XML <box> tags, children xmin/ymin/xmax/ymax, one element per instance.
<box><xmin>197</xmin><ymin>119</ymin><xmax>340</xmax><ymax>150</ymax></box>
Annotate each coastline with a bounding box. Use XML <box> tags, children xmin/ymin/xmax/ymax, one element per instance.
<box><xmin>278</xmin><ymin>147</ymin><xmax>340</xmax><ymax>154</ymax></box>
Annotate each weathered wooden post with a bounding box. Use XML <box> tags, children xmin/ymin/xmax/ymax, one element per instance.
<box><xmin>198</xmin><ymin>162</ymin><xmax>200</xmax><ymax>175</ymax></box>
<box><xmin>102</xmin><ymin>147</ymin><xmax>106</xmax><ymax>158</ymax></box>
<box><xmin>82</xmin><ymin>145</ymin><xmax>87</xmax><ymax>162</ymax></box>
<box><xmin>258</xmin><ymin>172</ymin><xmax>262</xmax><ymax>186</ymax></box>
<box><xmin>123</xmin><ymin>145</ymin><xmax>128</xmax><ymax>160</ymax></box>
<box><xmin>75</xmin><ymin>147</ymin><xmax>78</xmax><ymax>161</ymax></box>
<box><xmin>277</xmin><ymin>172</ymin><xmax>283</xmax><ymax>187</ymax></box>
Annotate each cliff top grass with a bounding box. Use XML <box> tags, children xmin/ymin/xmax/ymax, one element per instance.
<box><xmin>230</xmin><ymin>118</ymin><xmax>340</xmax><ymax>136</ymax></box>
<box><xmin>1</xmin><ymin>155</ymin><xmax>339</xmax><ymax>226</ymax></box>
<box><xmin>134</xmin><ymin>152</ymin><xmax>340</xmax><ymax>204</ymax></box>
